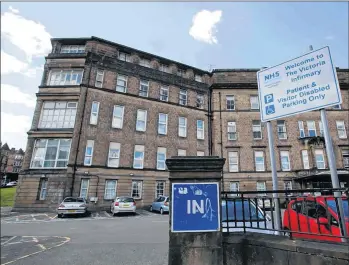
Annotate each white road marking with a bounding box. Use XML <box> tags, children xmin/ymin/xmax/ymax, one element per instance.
<box><xmin>1</xmin><ymin>236</ymin><xmax>17</xmax><ymax>246</ymax></box>
<box><xmin>31</xmin><ymin>214</ymin><xmax>36</xmax><ymax>221</ymax></box>
<box><xmin>104</xmin><ymin>211</ymin><xmax>111</xmax><ymax>217</ymax></box>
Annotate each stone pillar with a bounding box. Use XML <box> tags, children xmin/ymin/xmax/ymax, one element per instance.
<box><xmin>166</xmin><ymin>156</ymin><xmax>225</xmax><ymax>265</ymax></box>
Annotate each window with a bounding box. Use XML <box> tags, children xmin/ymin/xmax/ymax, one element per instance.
<box><xmin>277</xmin><ymin>120</ymin><xmax>287</xmax><ymax>139</ymax></box>
<box><xmin>39</xmin><ymin>101</ymin><xmax>77</xmax><ymax>129</ymax></box>
<box><xmin>84</xmin><ymin>140</ymin><xmax>94</xmax><ymax>166</ymax></box>
<box><xmin>226</xmin><ymin>96</ymin><xmax>235</xmax><ymax>110</ymax></box>
<box><xmin>116</xmin><ymin>75</ymin><xmax>127</xmax><ymax>93</ymax></box>
<box><xmin>177</xmin><ymin>69</ymin><xmax>185</xmax><ymax>77</ymax></box>
<box><xmin>195</xmin><ymin>75</ymin><xmax>202</xmax><ymax>82</ymax></box>
<box><xmin>38</xmin><ymin>178</ymin><xmax>48</xmax><ymax>200</ymax></box>
<box><xmin>104</xmin><ymin>180</ymin><xmax>117</xmax><ymax>200</ymax></box>
<box><xmin>178</xmin><ymin>117</ymin><xmax>187</xmax><ymax>137</ymax></box>
<box><xmin>280</xmin><ymin>151</ymin><xmax>291</xmax><ymax>171</ymax></box>
<box><xmin>197</xmin><ymin>151</ymin><xmax>205</xmax><ymax>156</ymax></box>
<box><xmin>336</xmin><ymin>121</ymin><xmax>347</xmax><ymax>139</ymax></box>
<box><xmin>319</xmin><ymin>121</ymin><xmax>324</xmax><ymax>137</ymax></box>
<box><xmin>140</xmin><ymin>58</ymin><xmax>150</xmax><ymax>67</ymax></box>
<box><xmin>112</xmin><ymin>105</ymin><xmax>124</xmax><ymax>129</ymax></box>
<box><xmin>156</xmin><ymin>181</ymin><xmax>166</xmax><ymax>198</ymax></box>
<box><xmin>197</xmin><ymin>120</ymin><xmax>204</xmax><ymax>139</ymax></box>
<box><xmin>95</xmin><ymin>69</ymin><xmax>104</xmax><ymax>88</ymax></box>
<box><xmin>30</xmin><ymin>139</ymin><xmax>71</xmax><ymax>169</ymax></box>
<box><xmin>48</xmin><ymin>69</ymin><xmax>83</xmax><ymax>86</ymax></box>
<box><xmin>342</xmin><ymin>150</ymin><xmax>349</xmax><ymax>168</ymax></box>
<box><xmin>179</xmin><ymin>89</ymin><xmax>187</xmax><ymax>105</ymax></box>
<box><xmin>228</xmin><ymin>152</ymin><xmax>239</xmax><ymax>172</ymax></box>
<box><xmin>139</xmin><ymin>80</ymin><xmax>149</xmax><ymax>97</ymax></box>
<box><xmin>178</xmin><ymin>149</ymin><xmax>186</xmax><ymax>156</ymax></box>
<box><xmin>307</xmin><ymin>121</ymin><xmax>316</xmax><ymax>137</ymax></box>
<box><xmin>230</xmin><ymin>182</ymin><xmax>239</xmax><ymax>196</ymax></box>
<box><xmin>60</xmin><ymin>45</ymin><xmax>85</xmax><ymax>54</ymax></box>
<box><xmin>159</xmin><ymin>64</ymin><xmax>170</xmax><ymax>73</ymax></box>
<box><xmin>160</xmin><ymin>86</ymin><xmax>169</xmax><ymax>102</ymax></box>
<box><xmin>250</xmin><ymin>95</ymin><xmax>259</xmax><ymax>110</ymax></box>
<box><xmin>315</xmin><ymin>149</ymin><xmax>325</xmax><ymax>169</ymax></box>
<box><xmin>255</xmin><ymin>151</ymin><xmax>265</xmax><ymax>171</ymax></box>
<box><xmin>158</xmin><ymin>113</ymin><xmax>168</xmax><ymax>135</ymax></box>
<box><xmin>131</xmin><ymin>180</ymin><xmax>143</xmax><ymax>199</ymax></box>
<box><xmin>256</xmin><ymin>181</ymin><xmax>266</xmax><ymax>196</ymax></box>
<box><xmin>119</xmin><ymin>52</ymin><xmax>131</xmax><ymax>62</ymax></box>
<box><xmin>252</xmin><ymin>120</ymin><xmax>262</xmax><ymax>139</ymax></box>
<box><xmin>157</xmin><ymin>147</ymin><xmax>166</xmax><ymax>170</ymax></box>
<box><xmin>108</xmin><ymin>142</ymin><xmax>120</xmax><ymax>168</ymax></box>
<box><xmin>80</xmin><ymin>179</ymin><xmax>89</xmax><ymax>199</ymax></box>
<box><xmin>298</xmin><ymin>121</ymin><xmax>305</xmax><ymax>138</ymax></box>
<box><xmin>133</xmin><ymin>145</ymin><xmax>144</xmax><ymax>169</ymax></box>
<box><xmin>90</xmin><ymin>101</ymin><xmax>100</xmax><ymax>125</ymax></box>
<box><xmin>302</xmin><ymin>150</ymin><xmax>310</xmax><ymax>169</ymax></box>
<box><xmin>227</xmin><ymin>122</ymin><xmax>237</xmax><ymax>140</ymax></box>
<box><xmin>196</xmin><ymin>93</ymin><xmax>204</xmax><ymax>109</ymax></box>
<box><xmin>136</xmin><ymin>110</ymin><xmax>147</xmax><ymax>132</ymax></box>
<box><xmin>284</xmin><ymin>181</ymin><xmax>292</xmax><ymax>190</ymax></box>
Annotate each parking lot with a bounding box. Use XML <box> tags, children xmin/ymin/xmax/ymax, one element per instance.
<box><xmin>1</xmin><ymin>210</ymin><xmax>169</xmax><ymax>265</ymax></box>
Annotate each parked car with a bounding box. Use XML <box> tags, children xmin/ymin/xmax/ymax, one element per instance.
<box><xmin>150</xmin><ymin>196</ymin><xmax>169</xmax><ymax>214</ymax></box>
<box><xmin>283</xmin><ymin>196</ymin><xmax>349</xmax><ymax>242</ymax></box>
<box><xmin>57</xmin><ymin>197</ymin><xmax>89</xmax><ymax>218</ymax></box>
<box><xmin>222</xmin><ymin>198</ymin><xmax>275</xmax><ymax>234</ymax></box>
<box><xmin>6</xmin><ymin>181</ymin><xmax>17</xmax><ymax>187</ymax></box>
<box><xmin>110</xmin><ymin>196</ymin><xmax>136</xmax><ymax>216</ymax></box>
<box><xmin>257</xmin><ymin>196</ymin><xmax>274</xmax><ymax>210</ymax></box>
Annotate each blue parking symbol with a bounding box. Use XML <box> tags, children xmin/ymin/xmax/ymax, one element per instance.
<box><xmin>265</xmin><ymin>105</ymin><xmax>275</xmax><ymax>115</ymax></box>
<box><xmin>264</xmin><ymin>94</ymin><xmax>274</xmax><ymax>104</ymax></box>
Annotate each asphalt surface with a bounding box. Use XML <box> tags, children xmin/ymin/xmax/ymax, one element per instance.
<box><xmin>1</xmin><ymin>211</ymin><xmax>169</xmax><ymax>265</ymax></box>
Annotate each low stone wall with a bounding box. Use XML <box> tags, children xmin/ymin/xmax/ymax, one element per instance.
<box><xmin>223</xmin><ymin>233</ymin><xmax>349</xmax><ymax>265</ymax></box>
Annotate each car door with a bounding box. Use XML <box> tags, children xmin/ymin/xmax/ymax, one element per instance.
<box><xmin>153</xmin><ymin>197</ymin><xmax>161</xmax><ymax>211</ymax></box>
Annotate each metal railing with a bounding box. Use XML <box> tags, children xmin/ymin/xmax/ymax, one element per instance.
<box><xmin>221</xmin><ymin>188</ymin><xmax>349</xmax><ymax>244</ymax></box>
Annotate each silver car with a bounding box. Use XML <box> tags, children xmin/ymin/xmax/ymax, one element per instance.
<box><xmin>57</xmin><ymin>197</ymin><xmax>88</xmax><ymax>218</ymax></box>
<box><xmin>110</xmin><ymin>196</ymin><xmax>136</xmax><ymax>216</ymax></box>
<box><xmin>221</xmin><ymin>198</ymin><xmax>275</xmax><ymax>234</ymax></box>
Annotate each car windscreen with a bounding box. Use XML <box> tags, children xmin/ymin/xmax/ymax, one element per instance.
<box><xmin>64</xmin><ymin>198</ymin><xmax>85</xmax><ymax>203</ymax></box>
<box><xmin>119</xmin><ymin>197</ymin><xmax>134</xmax><ymax>203</ymax></box>
<box><xmin>165</xmin><ymin>197</ymin><xmax>170</xmax><ymax>202</ymax></box>
<box><xmin>221</xmin><ymin>200</ymin><xmax>265</xmax><ymax>222</ymax></box>
<box><xmin>327</xmin><ymin>200</ymin><xmax>349</xmax><ymax>218</ymax></box>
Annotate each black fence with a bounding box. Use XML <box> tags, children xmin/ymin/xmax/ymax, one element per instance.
<box><xmin>221</xmin><ymin>188</ymin><xmax>349</xmax><ymax>244</ymax></box>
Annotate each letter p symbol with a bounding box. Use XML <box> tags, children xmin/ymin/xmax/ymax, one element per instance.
<box><xmin>264</xmin><ymin>94</ymin><xmax>274</xmax><ymax>104</ymax></box>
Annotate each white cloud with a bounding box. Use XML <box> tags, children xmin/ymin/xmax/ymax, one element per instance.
<box><xmin>1</xmin><ymin>84</ymin><xmax>36</xmax><ymax>108</ymax></box>
<box><xmin>9</xmin><ymin>6</ymin><xmax>19</xmax><ymax>14</ymax></box>
<box><xmin>189</xmin><ymin>10</ymin><xmax>222</xmax><ymax>44</ymax></box>
<box><xmin>1</xmin><ymin>7</ymin><xmax>52</xmax><ymax>62</ymax></box>
<box><xmin>1</xmin><ymin>50</ymin><xmax>28</xmax><ymax>75</ymax></box>
<box><xmin>1</xmin><ymin>112</ymin><xmax>32</xmax><ymax>150</ymax></box>
<box><xmin>325</xmin><ymin>35</ymin><xmax>334</xmax><ymax>40</ymax></box>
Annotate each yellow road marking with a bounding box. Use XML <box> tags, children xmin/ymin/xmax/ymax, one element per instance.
<box><xmin>50</xmin><ymin>215</ymin><xmax>57</xmax><ymax>220</ymax></box>
<box><xmin>2</xmin><ymin>236</ymin><xmax>70</xmax><ymax>265</ymax></box>
<box><xmin>37</xmin><ymin>244</ymin><xmax>46</xmax><ymax>250</ymax></box>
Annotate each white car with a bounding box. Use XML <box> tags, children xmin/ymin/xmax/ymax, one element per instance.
<box><xmin>57</xmin><ymin>197</ymin><xmax>88</xmax><ymax>218</ymax></box>
<box><xmin>110</xmin><ymin>196</ymin><xmax>136</xmax><ymax>216</ymax></box>
<box><xmin>6</xmin><ymin>181</ymin><xmax>17</xmax><ymax>187</ymax></box>
<box><xmin>221</xmin><ymin>198</ymin><xmax>276</xmax><ymax>235</ymax></box>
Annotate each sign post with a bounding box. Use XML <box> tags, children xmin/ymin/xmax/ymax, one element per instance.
<box><xmin>257</xmin><ymin>46</ymin><xmax>347</xmax><ymax>240</ymax></box>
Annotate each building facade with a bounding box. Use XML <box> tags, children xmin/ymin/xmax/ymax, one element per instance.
<box><xmin>13</xmin><ymin>36</ymin><xmax>349</xmax><ymax>212</ymax></box>
<box><xmin>1</xmin><ymin>143</ymin><xmax>25</xmax><ymax>184</ymax></box>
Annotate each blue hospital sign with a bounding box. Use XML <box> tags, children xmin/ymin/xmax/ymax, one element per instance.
<box><xmin>171</xmin><ymin>182</ymin><xmax>220</xmax><ymax>233</ymax></box>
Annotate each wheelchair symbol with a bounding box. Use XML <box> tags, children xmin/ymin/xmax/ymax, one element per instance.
<box><xmin>266</xmin><ymin>105</ymin><xmax>275</xmax><ymax>115</ymax></box>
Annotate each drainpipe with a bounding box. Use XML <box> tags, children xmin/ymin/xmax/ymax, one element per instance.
<box><xmin>71</xmin><ymin>52</ymin><xmax>93</xmax><ymax>196</ymax></box>
<box><xmin>208</xmin><ymin>87</ymin><xmax>212</xmax><ymax>156</ymax></box>
<box><xmin>219</xmin><ymin>92</ymin><xmax>224</xmax><ymax>191</ymax></box>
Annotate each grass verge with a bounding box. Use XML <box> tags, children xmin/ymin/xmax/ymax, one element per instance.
<box><xmin>0</xmin><ymin>187</ymin><xmax>16</xmax><ymax>207</ymax></box>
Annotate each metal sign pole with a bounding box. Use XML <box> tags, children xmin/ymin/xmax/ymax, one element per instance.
<box><xmin>307</xmin><ymin>45</ymin><xmax>347</xmax><ymax>240</ymax></box>
<box><xmin>267</xmin><ymin>121</ymin><xmax>281</xmax><ymax>234</ymax></box>
<box><xmin>320</xmin><ymin>109</ymin><xmax>348</xmax><ymax>240</ymax></box>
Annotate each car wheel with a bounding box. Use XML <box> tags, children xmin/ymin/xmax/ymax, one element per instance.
<box><xmin>283</xmin><ymin>228</ymin><xmax>291</xmax><ymax>237</ymax></box>
<box><xmin>150</xmin><ymin>206</ymin><xmax>153</xmax><ymax>212</ymax></box>
<box><xmin>160</xmin><ymin>208</ymin><xmax>164</xmax><ymax>215</ymax></box>
<box><xmin>58</xmin><ymin>214</ymin><xmax>63</xmax><ymax>218</ymax></box>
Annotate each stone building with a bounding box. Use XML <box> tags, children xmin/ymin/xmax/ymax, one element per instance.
<box><xmin>1</xmin><ymin>143</ymin><xmax>25</xmax><ymax>184</ymax></box>
<box><xmin>13</xmin><ymin>36</ymin><xmax>349</xmax><ymax>212</ymax></box>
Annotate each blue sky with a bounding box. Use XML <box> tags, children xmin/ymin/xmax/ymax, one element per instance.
<box><xmin>1</xmin><ymin>2</ymin><xmax>348</xmax><ymax>149</ymax></box>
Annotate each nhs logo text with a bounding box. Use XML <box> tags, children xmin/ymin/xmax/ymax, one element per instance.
<box><xmin>264</xmin><ymin>71</ymin><xmax>280</xmax><ymax>83</ymax></box>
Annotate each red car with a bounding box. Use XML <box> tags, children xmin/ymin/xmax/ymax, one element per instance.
<box><xmin>283</xmin><ymin>196</ymin><xmax>349</xmax><ymax>242</ymax></box>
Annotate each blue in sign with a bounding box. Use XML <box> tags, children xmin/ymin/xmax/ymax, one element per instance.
<box><xmin>265</xmin><ymin>105</ymin><xmax>275</xmax><ymax>115</ymax></box>
<box><xmin>264</xmin><ymin>94</ymin><xmax>274</xmax><ymax>104</ymax></box>
<box><xmin>171</xmin><ymin>182</ymin><xmax>220</xmax><ymax>233</ymax></box>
